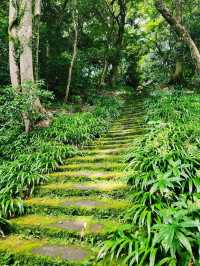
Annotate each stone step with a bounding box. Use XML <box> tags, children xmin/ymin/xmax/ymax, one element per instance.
<box><xmin>24</xmin><ymin>196</ymin><xmax>130</xmax><ymax>216</ymax></box>
<box><xmin>0</xmin><ymin>235</ymin><xmax>95</xmax><ymax>265</ymax></box>
<box><xmin>11</xmin><ymin>214</ymin><xmax>122</xmax><ymax>240</ymax></box>
<box><xmin>48</xmin><ymin>170</ymin><xmax>125</xmax><ymax>181</ymax></box>
<box><xmin>93</xmin><ymin>138</ymin><xmax>135</xmax><ymax>145</ymax></box>
<box><xmin>99</xmin><ymin>134</ymin><xmax>142</xmax><ymax>142</ymax></box>
<box><xmin>108</xmin><ymin>128</ymin><xmax>142</xmax><ymax>134</ymax></box>
<box><xmin>82</xmin><ymin>143</ymin><xmax>129</xmax><ymax>151</ymax></box>
<box><xmin>105</xmin><ymin>131</ymin><xmax>144</xmax><ymax>138</ymax></box>
<box><xmin>58</xmin><ymin>162</ymin><xmax>125</xmax><ymax>171</ymax></box>
<box><xmin>83</xmin><ymin>147</ymin><xmax>128</xmax><ymax>156</ymax></box>
<box><xmin>66</xmin><ymin>154</ymin><xmax>122</xmax><ymax>163</ymax></box>
<box><xmin>38</xmin><ymin>181</ymin><xmax>127</xmax><ymax>197</ymax></box>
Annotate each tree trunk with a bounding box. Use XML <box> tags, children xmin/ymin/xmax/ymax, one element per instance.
<box><xmin>64</xmin><ymin>2</ymin><xmax>78</xmax><ymax>103</ymax></box>
<box><xmin>9</xmin><ymin>0</ymin><xmax>47</xmax><ymax>133</ymax></box>
<box><xmin>34</xmin><ymin>0</ymin><xmax>41</xmax><ymax>81</ymax></box>
<box><xmin>109</xmin><ymin>0</ymin><xmax>126</xmax><ymax>87</ymax></box>
<box><xmin>170</xmin><ymin>61</ymin><xmax>182</xmax><ymax>83</ymax></box>
<box><xmin>155</xmin><ymin>0</ymin><xmax>200</xmax><ymax>76</ymax></box>
<box><xmin>169</xmin><ymin>0</ymin><xmax>183</xmax><ymax>84</ymax></box>
<box><xmin>99</xmin><ymin>58</ymin><xmax>108</xmax><ymax>87</ymax></box>
<box><xmin>19</xmin><ymin>0</ymin><xmax>34</xmax><ymax>83</ymax></box>
<box><xmin>9</xmin><ymin>0</ymin><xmax>20</xmax><ymax>87</ymax></box>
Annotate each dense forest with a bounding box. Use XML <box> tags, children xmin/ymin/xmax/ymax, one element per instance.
<box><xmin>0</xmin><ymin>0</ymin><xmax>200</xmax><ymax>265</ymax></box>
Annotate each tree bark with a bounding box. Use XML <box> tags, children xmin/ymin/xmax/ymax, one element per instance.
<box><xmin>169</xmin><ymin>0</ymin><xmax>183</xmax><ymax>84</ymax></box>
<box><xmin>155</xmin><ymin>0</ymin><xmax>200</xmax><ymax>76</ymax></box>
<box><xmin>9</xmin><ymin>0</ymin><xmax>20</xmax><ymax>87</ymax></box>
<box><xmin>9</xmin><ymin>0</ymin><xmax>47</xmax><ymax>133</ymax></box>
<box><xmin>19</xmin><ymin>0</ymin><xmax>34</xmax><ymax>83</ymax></box>
<box><xmin>109</xmin><ymin>0</ymin><xmax>126</xmax><ymax>87</ymax></box>
<box><xmin>99</xmin><ymin>58</ymin><xmax>109</xmax><ymax>87</ymax></box>
<box><xmin>64</xmin><ymin>1</ymin><xmax>78</xmax><ymax>103</ymax></box>
<box><xmin>34</xmin><ymin>0</ymin><xmax>42</xmax><ymax>81</ymax></box>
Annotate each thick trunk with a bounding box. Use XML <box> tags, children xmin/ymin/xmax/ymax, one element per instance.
<box><xmin>9</xmin><ymin>0</ymin><xmax>47</xmax><ymax>133</ymax></box>
<box><xmin>9</xmin><ymin>0</ymin><xmax>20</xmax><ymax>87</ymax></box>
<box><xmin>65</xmin><ymin>4</ymin><xmax>78</xmax><ymax>103</ymax></box>
<box><xmin>155</xmin><ymin>0</ymin><xmax>200</xmax><ymax>76</ymax></box>
<box><xmin>19</xmin><ymin>0</ymin><xmax>34</xmax><ymax>83</ymax></box>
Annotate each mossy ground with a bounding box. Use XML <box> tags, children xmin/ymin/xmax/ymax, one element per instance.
<box><xmin>0</xmin><ymin>101</ymin><xmax>144</xmax><ymax>265</ymax></box>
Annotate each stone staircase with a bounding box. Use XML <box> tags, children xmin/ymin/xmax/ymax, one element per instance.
<box><xmin>0</xmin><ymin>101</ymin><xmax>144</xmax><ymax>265</ymax></box>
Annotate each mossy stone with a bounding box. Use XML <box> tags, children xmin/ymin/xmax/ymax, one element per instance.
<box><xmin>32</xmin><ymin>245</ymin><xmax>91</xmax><ymax>261</ymax></box>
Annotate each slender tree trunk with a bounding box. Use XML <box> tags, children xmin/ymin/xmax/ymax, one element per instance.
<box><xmin>65</xmin><ymin>2</ymin><xmax>78</xmax><ymax>103</ymax></box>
<box><xmin>9</xmin><ymin>0</ymin><xmax>20</xmax><ymax>87</ymax></box>
<box><xmin>99</xmin><ymin>58</ymin><xmax>108</xmax><ymax>87</ymax></box>
<box><xmin>155</xmin><ymin>0</ymin><xmax>200</xmax><ymax>76</ymax></box>
<box><xmin>169</xmin><ymin>0</ymin><xmax>183</xmax><ymax>84</ymax></box>
<box><xmin>34</xmin><ymin>0</ymin><xmax>41</xmax><ymax>81</ymax></box>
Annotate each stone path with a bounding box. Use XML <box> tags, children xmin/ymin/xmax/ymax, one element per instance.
<box><xmin>0</xmin><ymin>101</ymin><xmax>144</xmax><ymax>265</ymax></box>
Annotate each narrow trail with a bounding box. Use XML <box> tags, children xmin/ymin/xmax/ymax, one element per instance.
<box><xmin>0</xmin><ymin>99</ymin><xmax>144</xmax><ymax>265</ymax></box>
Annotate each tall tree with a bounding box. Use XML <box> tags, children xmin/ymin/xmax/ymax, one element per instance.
<box><xmin>64</xmin><ymin>0</ymin><xmax>79</xmax><ymax>103</ymax></box>
<box><xmin>9</xmin><ymin>0</ymin><xmax>46</xmax><ymax>132</ymax></box>
<box><xmin>155</xmin><ymin>0</ymin><xmax>200</xmax><ymax>76</ymax></box>
<box><xmin>106</xmin><ymin>0</ymin><xmax>127</xmax><ymax>86</ymax></box>
<box><xmin>34</xmin><ymin>0</ymin><xmax>42</xmax><ymax>81</ymax></box>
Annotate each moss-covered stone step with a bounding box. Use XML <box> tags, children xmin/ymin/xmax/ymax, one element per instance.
<box><xmin>24</xmin><ymin>196</ymin><xmax>130</xmax><ymax>216</ymax></box>
<box><xmin>91</xmin><ymin>138</ymin><xmax>135</xmax><ymax>146</ymax></box>
<box><xmin>48</xmin><ymin>170</ymin><xmax>125</xmax><ymax>181</ymax></box>
<box><xmin>58</xmin><ymin>162</ymin><xmax>125</xmax><ymax>171</ymax></box>
<box><xmin>100</xmin><ymin>133</ymin><xmax>142</xmax><ymax>140</ymax></box>
<box><xmin>83</xmin><ymin>147</ymin><xmax>128</xmax><ymax>156</ymax></box>
<box><xmin>12</xmin><ymin>214</ymin><xmax>121</xmax><ymax>240</ymax></box>
<box><xmin>38</xmin><ymin>181</ymin><xmax>127</xmax><ymax>197</ymax></box>
<box><xmin>107</xmin><ymin>131</ymin><xmax>139</xmax><ymax>136</ymax></box>
<box><xmin>66</xmin><ymin>154</ymin><xmax>122</xmax><ymax>163</ymax></box>
<box><xmin>105</xmin><ymin>130</ymin><xmax>144</xmax><ymax>138</ymax></box>
<box><xmin>0</xmin><ymin>235</ymin><xmax>95</xmax><ymax>265</ymax></box>
<box><xmin>84</xmin><ymin>143</ymin><xmax>129</xmax><ymax>151</ymax></box>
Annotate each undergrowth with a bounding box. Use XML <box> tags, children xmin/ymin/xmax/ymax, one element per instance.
<box><xmin>0</xmin><ymin>86</ymin><xmax>122</xmax><ymax>230</ymax></box>
<box><xmin>99</xmin><ymin>89</ymin><xmax>200</xmax><ymax>265</ymax></box>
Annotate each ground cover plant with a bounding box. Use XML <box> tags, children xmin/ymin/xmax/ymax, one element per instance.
<box><xmin>99</xmin><ymin>89</ymin><xmax>200</xmax><ymax>265</ymax></box>
<box><xmin>0</xmin><ymin>85</ymin><xmax>122</xmax><ymax>230</ymax></box>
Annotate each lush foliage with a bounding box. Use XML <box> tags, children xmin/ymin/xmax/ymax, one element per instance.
<box><xmin>99</xmin><ymin>89</ymin><xmax>200</xmax><ymax>265</ymax></box>
<box><xmin>0</xmin><ymin>86</ymin><xmax>122</xmax><ymax>226</ymax></box>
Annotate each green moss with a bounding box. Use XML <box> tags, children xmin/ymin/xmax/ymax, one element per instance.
<box><xmin>58</xmin><ymin>162</ymin><xmax>125</xmax><ymax>171</ymax></box>
<box><xmin>11</xmin><ymin>214</ymin><xmax>121</xmax><ymax>238</ymax></box>
<box><xmin>25</xmin><ymin>196</ymin><xmax>130</xmax><ymax>210</ymax></box>
<box><xmin>37</xmin><ymin>181</ymin><xmax>128</xmax><ymax>198</ymax></box>
<box><xmin>24</xmin><ymin>196</ymin><xmax>130</xmax><ymax>217</ymax></box>
<box><xmin>48</xmin><ymin>171</ymin><xmax>125</xmax><ymax>181</ymax></box>
<box><xmin>41</xmin><ymin>181</ymin><xmax>127</xmax><ymax>192</ymax></box>
<box><xmin>66</xmin><ymin>154</ymin><xmax>122</xmax><ymax>163</ymax></box>
<box><xmin>83</xmin><ymin>147</ymin><xmax>127</xmax><ymax>155</ymax></box>
<box><xmin>0</xmin><ymin>235</ymin><xmax>95</xmax><ymax>265</ymax></box>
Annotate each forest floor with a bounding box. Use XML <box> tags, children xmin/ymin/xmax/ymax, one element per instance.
<box><xmin>0</xmin><ymin>98</ymin><xmax>144</xmax><ymax>265</ymax></box>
